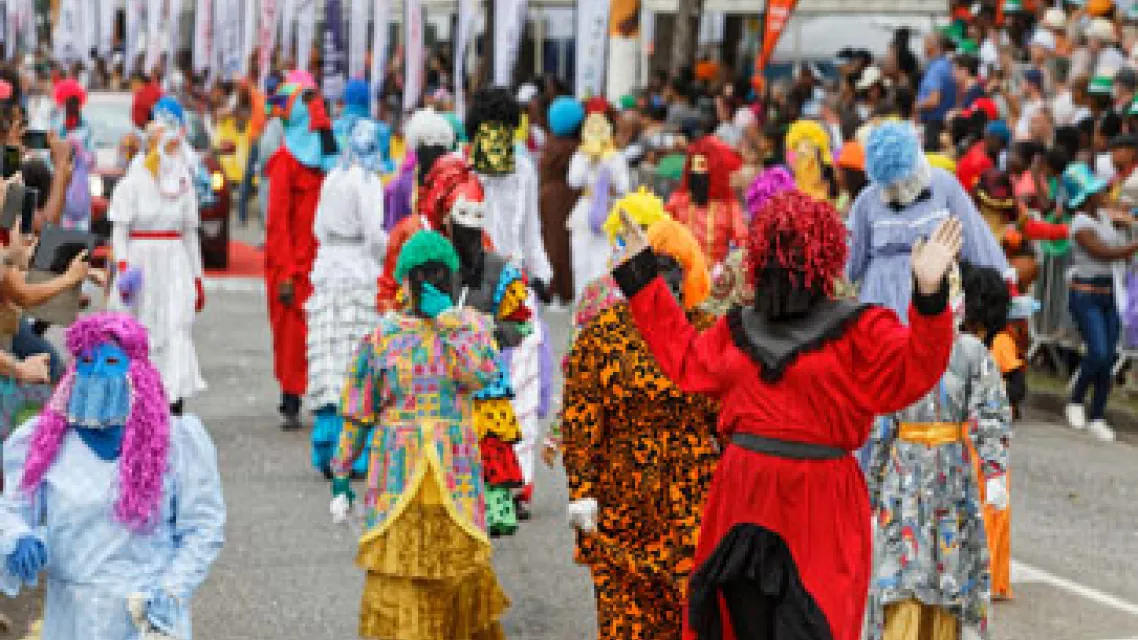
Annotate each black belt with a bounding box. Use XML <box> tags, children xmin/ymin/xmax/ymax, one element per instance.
<box><xmin>731</xmin><ymin>432</ymin><xmax>848</xmax><ymax>460</ymax></box>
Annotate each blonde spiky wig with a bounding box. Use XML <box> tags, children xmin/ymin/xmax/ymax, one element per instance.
<box><xmin>784</xmin><ymin>120</ymin><xmax>832</xmax><ymax>165</ymax></box>
<box><xmin>602</xmin><ymin>187</ymin><xmax>672</xmax><ymax>242</ymax></box>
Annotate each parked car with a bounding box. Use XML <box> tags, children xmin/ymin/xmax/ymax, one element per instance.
<box><xmin>85</xmin><ymin>92</ymin><xmax>233</xmax><ymax>269</ymax></box>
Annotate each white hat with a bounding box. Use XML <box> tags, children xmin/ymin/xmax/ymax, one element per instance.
<box><xmin>1042</xmin><ymin>7</ymin><xmax>1067</xmax><ymax>29</ymax></box>
<box><xmin>1029</xmin><ymin>29</ymin><xmax>1057</xmax><ymax>51</ymax></box>
<box><xmin>1088</xmin><ymin>17</ymin><xmax>1117</xmax><ymax>42</ymax></box>
<box><xmin>516</xmin><ymin>83</ymin><xmax>538</xmax><ymax>105</ymax></box>
<box><xmin>405</xmin><ymin>108</ymin><xmax>456</xmax><ymax>149</ymax></box>
<box><xmin>856</xmin><ymin>66</ymin><xmax>884</xmax><ymax>90</ymax></box>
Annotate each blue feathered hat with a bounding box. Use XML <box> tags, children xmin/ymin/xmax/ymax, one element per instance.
<box><xmin>343</xmin><ymin>78</ymin><xmax>370</xmax><ymax>112</ymax></box>
<box><xmin>865</xmin><ymin>121</ymin><xmax>921</xmax><ymax>187</ymax></box>
<box><xmin>548</xmin><ymin>96</ymin><xmax>585</xmax><ymax>137</ymax></box>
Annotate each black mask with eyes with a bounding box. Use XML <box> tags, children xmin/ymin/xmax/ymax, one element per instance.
<box><xmin>657</xmin><ymin>254</ymin><xmax>685</xmax><ymax>306</ymax></box>
<box><xmin>418</xmin><ymin>144</ymin><xmax>450</xmax><ymax>186</ymax></box>
<box><xmin>407</xmin><ymin>261</ymin><xmax>455</xmax><ymax>318</ymax></box>
<box><xmin>450</xmin><ymin>222</ymin><xmax>485</xmax><ymax>287</ymax></box>
<box><xmin>689</xmin><ymin>173</ymin><xmax>711</xmax><ymax>206</ymax></box>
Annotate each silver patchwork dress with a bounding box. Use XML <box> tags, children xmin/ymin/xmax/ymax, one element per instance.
<box><xmin>864</xmin><ymin>334</ymin><xmax>1012</xmax><ymax>639</ymax></box>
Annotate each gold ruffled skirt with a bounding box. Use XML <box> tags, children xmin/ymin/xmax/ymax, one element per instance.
<box><xmin>357</xmin><ymin>462</ymin><xmax>509</xmax><ymax>639</ymax></box>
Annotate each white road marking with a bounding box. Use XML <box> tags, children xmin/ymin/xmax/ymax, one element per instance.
<box><xmin>1012</xmin><ymin>559</ymin><xmax>1138</xmax><ymax>617</ymax></box>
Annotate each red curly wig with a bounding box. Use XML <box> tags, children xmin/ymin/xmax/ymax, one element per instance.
<box><xmin>420</xmin><ymin>154</ymin><xmax>485</xmax><ymax>231</ymax></box>
<box><xmin>745</xmin><ymin>190</ymin><xmax>847</xmax><ymax>297</ymax></box>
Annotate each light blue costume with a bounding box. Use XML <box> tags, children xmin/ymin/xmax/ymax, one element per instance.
<box><xmin>847</xmin><ymin>122</ymin><xmax>1010</xmax><ymax>323</ymax></box>
<box><xmin>332</xmin><ymin>79</ymin><xmax>394</xmax><ymax>175</ymax></box>
<box><xmin>0</xmin><ymin>316</ymin><xmax>225</xmax><ymax>639</ymax></box>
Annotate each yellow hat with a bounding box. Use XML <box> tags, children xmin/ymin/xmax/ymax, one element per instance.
<box><xmin>602</xmin><ymin>187</ymin><xmax>672</xmax><ymax>242</ymax></box>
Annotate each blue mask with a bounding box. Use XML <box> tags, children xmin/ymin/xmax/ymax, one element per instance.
<box><xmin>67</xmin><ymin>342</ymin><xmax>131</xmax><ymax>428</ymax></box>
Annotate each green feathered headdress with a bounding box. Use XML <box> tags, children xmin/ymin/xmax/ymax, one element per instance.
<box><xmin>394</xmin><ymin>230</ymin><xmax>460</xmax><ymax>282</ymax></box>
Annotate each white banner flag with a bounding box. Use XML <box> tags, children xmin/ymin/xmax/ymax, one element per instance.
<box><xmin>193</xmin><ymin>0</ymin><xmax>213</xmax><ymax>75</ymax></box>
<box><xmin>347</xmin><ymin>0</ymin><xmax>367</xmax><ymax>79</ymax></box>
<box><xmin>296</xmin><ymin>0</ymin><xmax>316</xmax><ymax>72</ymax></box>
<box><xmin>492</xmin><ymin>0</ymin><xmax>526</xmax><ymax>87</ymax></box>
<box><xmin>281</xmin><ymin>0</ymin><xmax>296</xmax><ymax>63</ymax></box>
<box><xmin>241</xmin><ymin>0</ymin><xmax>257</xmax><ymax>77</ymax></box>
<box><xmin>259</xmin><ymin>0</ymin><xmax>280</xmax><ymax>85</ymax></box>
<box><xmin>454</xmin><ymin>0</ymin><xmax>477</xmax><ymax>119</ymax></box>
<box><xmin>125</xmin><ymin>0</ymin><xmax>144</xmax><ymax>76</ymax></box>
<box><xmin>100</xmin><ymin>0</ymin><xmax>117</xmax><ymax>56</ymax></box>
<box><xmin>54</xmin><ymin>0</ymin><xmax>83</xmax><ymax>63</ymax></box>
<box><xmin>144</xmin><ymin>0</ymin><xmax>166</xmax><ymax>75</ymax></box>
<box><xmin>574</xmin><ymin>0</ymin><xmax>610</xmax><ymax>98</ymax></box>
<box><xmin>23</xmin><ymin>0</ymin><xmax>36</xmax><ymax>56</ymax></box>
<box><xmin>370</xmin><ymin>0</ymin><xmax>389</xmax><ymax>115</ymax></box>
<box><xmin>166</xmin><ymin>0</ymin><xmax>184</xmax><ymax>78</ymax></box>
<box><xmin>402</xmin><ymin>0</ymin><xmax>424</xmax><ymax>113</ymax></box>
<box><xmin>216</xmin><ymin>0</ymin><xmax>243</xmax><ymax>80</ymax></box>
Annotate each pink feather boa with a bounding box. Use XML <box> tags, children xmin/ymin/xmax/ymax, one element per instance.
<box><xmin>20</xmin><ymin>313</ymin><xmax>170</xmax><ymax>531</ymax></box>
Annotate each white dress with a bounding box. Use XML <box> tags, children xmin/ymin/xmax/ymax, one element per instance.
<box><xmin>109</xmin><ymin>160</ymin><xmax>206</xmax><ymax>402</ymax></box>
<box><xmin>566</xmin><ymin>151</ymin><xmax>631</xmax><ymax>302</ymax></box>
<box><xmin>305</xmin><ymin>165</ymin><xmax>387</xmax><ymax>409</ymax></box>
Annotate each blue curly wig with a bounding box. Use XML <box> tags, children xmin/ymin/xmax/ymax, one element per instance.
<box><xmin>343</xmin><ymin>79</ymin><xmax>370</xmax><ymax>112</ymax></box>
<box><xmin>548</xmin><ymin>96</ymin><xmax>585</xmax><ymax>137</ymax></box>
<box><xmin>865</xmin><ymin>121</ymin><xmax>921</xmax><ymax>187</ymax></box>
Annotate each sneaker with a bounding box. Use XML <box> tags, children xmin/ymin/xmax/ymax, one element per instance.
<box><xmin>1065</xmin><ymin>404</ymin><xmax>1087</xmax><ymax>430</ymax></box>
<box><xmin>1087</xmin><ymin>420</ymin><xmax>1116</xmax><ymax>442</ymax></box>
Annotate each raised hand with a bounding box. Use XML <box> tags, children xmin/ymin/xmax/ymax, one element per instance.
<box><xmin>911</xmin><ymin>218</ymin><xmax>963</xmax><ymax>296</ymax></box>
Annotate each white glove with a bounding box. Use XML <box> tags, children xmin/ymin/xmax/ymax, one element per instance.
<box><xmin>985</xmin><ymin>476</ymin><xmax>1009</xmax><ymax>511</ymax></box>
<box><xmin>567</xmin><ymin>498</ymin><xmax>599</xmax><ymax>533</ymax></box>
<box><xmin>330</xmin><ymin>494</ymin><xmax>351</xmax><ymax>524</ymax></box>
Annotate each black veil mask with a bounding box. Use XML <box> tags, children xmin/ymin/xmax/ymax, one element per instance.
<box><xmin>407</xmin><ymin>261</ymin><xmax>455</xmax><ymax>317</ymax></box>
<box><xmin>418</xmin><ymin>144</ymin><xmax>450</xmax><ymax>186</ymax></box>
<box><xmin>450</xmin><ymin>222</ymin><xmax>485</xmax><ymax>287</ymax></box>
<box><xmin>689</xmin><ymin>173</ymin><xmax>711</xmax><ymax>206</ymax></box>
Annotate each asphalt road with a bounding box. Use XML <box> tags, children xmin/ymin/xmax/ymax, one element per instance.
<box><xmin>4</xmin><ymin>280</ymin><xmax>1138</xmax><ymax>639</ymax></box>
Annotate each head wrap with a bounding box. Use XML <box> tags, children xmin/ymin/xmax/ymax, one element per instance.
<box><xmin>548</xmin><ymin>96</ymin><xmax>585</xmax><ymax>137</ymax></box>
<box><xmin>22</xmin><ymin>313</ymin><xmax>170</xmax><ymax>531</ymax></box>
<box><xmin>421</xmin><ymin>154</ymin><xmax>486</xmax><ymax>231</ymax></box>
<box><xmin>405</xmin><ymin>108</ymin><xmax>456</xmax><ymax>150</ymax></box>
<box><xmin>680</xmin><ymin>137</ymin><xmax>742</xmax><ymax>202</ymax></box>
<box><xmin>746</xmin><ymin>190</ymin><xmax>848</xmax><ymax>297</ymax></box>
<box><xmin>602</xmin><ymin>187</ymin><xmax>672</xmax><ymax>241</ymax></box>
<box><xmin>647</xmin><ymin>219</ymin><xmax>711</xmax><ymax>309</ymax></box>
<box><xmin>278</xmin><ymin>84</ymin><xmax>336</xmax><ymax>169</ymax></box>
<box><xmin>342</xmin><ymin>78</ymin><xmax>371</xmax><ymax>119</ymax></box>
<box><xmin>394</xmin><ymin>230</ymin><xmax>460</xmax><ymax>281</ymax></box>
<box><xmin>745</xmin><ymin>166</ymin><xmax>795</xmax><ymax>216</ymax></box>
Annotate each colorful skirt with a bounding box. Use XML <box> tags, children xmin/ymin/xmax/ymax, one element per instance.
<box><xmin>357</xmin><ymin>461</ymin><xmax>509</xmax><ymax>639</ymax></box>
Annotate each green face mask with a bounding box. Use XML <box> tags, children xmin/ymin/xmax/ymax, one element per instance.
<box><xmin>471</xmin><ymin>122</ymin><xmax>515</xmax><ymax>176</ymax></box>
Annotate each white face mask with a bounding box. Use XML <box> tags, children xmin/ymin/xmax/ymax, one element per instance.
<box><xmin>449</xmin><ymin>195</ymin><xmax>486</xmax><ymax>230</ymax></box>
<box><xmin>156</xmin><ymin>131</ymin><xmax>189</xmax><ymax>198</ymax></box>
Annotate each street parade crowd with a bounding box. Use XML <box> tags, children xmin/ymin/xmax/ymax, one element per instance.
<box><xmin>0</xmin><ymin>0</ymin><xmax>1137</xmax><ymax>638</ymax></box>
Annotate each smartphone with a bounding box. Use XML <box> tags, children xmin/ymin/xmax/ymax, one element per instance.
<box><xmin>22</xmin><ymin>130</ymin><xmax>48</xmax><ymax>151</ymax></box>
<box><xmin>20</xmin><ymin>187</ymin><xmax>37</xmax><ymax>234</ymax></box>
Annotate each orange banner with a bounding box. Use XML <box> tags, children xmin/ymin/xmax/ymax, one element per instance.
<box><xmin>752</xmin><ymin>0</ymin><xmax>800</xmax><ymax>89</ymax></box>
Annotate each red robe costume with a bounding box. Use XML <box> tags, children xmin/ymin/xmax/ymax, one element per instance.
<box><xmin>612</xmin><ymin>251</ymin><xmax>954</xmax><ymax>640</ymax></box>
<box><xmin>667</xmin><ymin>138</ymin><xmax>746</xmax><ymax>266</ymax></box>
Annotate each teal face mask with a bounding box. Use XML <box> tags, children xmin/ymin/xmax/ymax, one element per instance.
<box><xmin>67</xmin><ymin>342</ymin><xmax>131</xmax><ymax>428</ymax></box>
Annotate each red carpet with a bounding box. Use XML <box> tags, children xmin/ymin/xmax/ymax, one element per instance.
<box><xmin>207</xmin><ymin>241</ymin><xmax>265</xmax><ymax>278</ymax></box>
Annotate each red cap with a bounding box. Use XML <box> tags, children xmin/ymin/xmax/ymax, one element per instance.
<box><xmin>964</xmin><ymin>97</ymin><xmax>999</xmax><ymax>121</ymax></box>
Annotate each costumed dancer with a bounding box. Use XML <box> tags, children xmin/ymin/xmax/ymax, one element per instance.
<box><xmin>329</xmin><ymin>231</ymin><xmax>509</xmax><ymax>640</ymax></box>
<box><xmin>421</xmin><ymin>154</ymin><xmax>530</xmax><ymax>533</ymax></box>
<box><xmin>863</xmin><ymin>263</ymin><xmax>1012</xmax><ymax>640</ymax></box>
<box><xmin>377</xmin><ymin>108</ymin><xmax>458</xmax><ymax>312</ymax></box>
<box><xmin>784</xmin><ymin>119</ymin><xmax>837</xmax><ymax>202</ymax></box>
<box><xmin>566</xmin><ymin>100</ymin><xmax>632</xmax><ymax>303</ymax></box>
<box><xmin>562</xmin><ymin>215</ymin><xmax>720</xmax><ymax>639</ymax></box>
<box><xmin>306</xmin><ymin>119</ymin><xmax>388</xmax><ymax>478</ymax></box>
<box><xmin>539</xmin><ymin>96</ymin><xmax>585</xmax><ymax>308</ymax></box>
<box><xmin>0</xmin><ymin>313</ymin><xmax>225</xmax><ymax>639</ymax></box>
<box><xmin>51</xmin><ymin>79</ymin><xmax>94</xmax><ymax>231</ymax></box>
<box><xmin>665</xmin><ymin>137</ymin><xmax>747</xmax><ymax>270</ymax></box>
<box><xmin>609</xmin><ymin>189</ymin><xmax>963</xmax><ymax>640</ymax></box>
<box><xmin>961</xmin><ymin>263</ymin><xmax>1020</xmax><ymax>601</ymax></box>
<box><xmin>109</xmin><ymin>98</ymin><xmax>206</xmax><ymax>414</ymax></box>
<box><xmin>264</xmin><ymin>78</ymin><xmax>339</xmax><ymax>429</ymax></box>
<box><xmin>466</xmin><ymin>87</ymin><xmax>554</xmax><ymax>302</ymax></box>
<box><xmin>332</xmin><ymin>79</ymin><xmax>395</xmax><ymax>175</ymax></box>
<box><xmin>848</xmin><ymin>122</ymin><xmax>1011</xmax><ymax>324</ymax></box>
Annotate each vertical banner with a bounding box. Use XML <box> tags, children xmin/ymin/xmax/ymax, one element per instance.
<box><xmin>144</xmin><ymin>0</ymin><xmax>165</xmax><ymax>75</ymax></box>
<box><xmin>125</xmin><ymin>0</ymin><xmax>145</xmax><ymax>76</ymax></box>
<box><xmin>370</xmin><ymin>0</ymin><xmax>390</xmax><ymax>115</ymax></box>
<box><xmin>493</xmin><ymin>0</ymin><xmax>527</xmax><ymax>87</ymax></box>
<box><xmin>259</xmin><ymin>0</ymin><xmax>280</xmax><ymax>85</ymax></box>
<box><xmin>348</xmin><ymin>0</ymin><xmax>368</xmax><ymax>79</ymax></box>
<box><xmin>752</xmin><ymin>0</ymin><xmax>800</xmax><ymax>89</ymax></box>
<box><xmin>402</xmin><ymin>0</ymin><xmax>424</xmax><ymax>113</ymax></box>
<box><xmin>240</xmin><ymin>0</ymin><xmax>257</xmax><ymax>76</ymax></box>
<box><xmin>217</xmin><ymin>0</ymin><xmax>242</xmax><ymax>80</ymax></box>
<box><xmin>574</xmin><ymin>0</ymin><xmax>610</xmax><ymax>98</ymax></box>
<box><xmin>166</xmin><ymin>0</ymin><xmax>183</xmax><ymax>77</ymax></box>
<box><xmin>454</xmin><ymin>0</ymin><xmax>477</xmax><ymax>119</ymax></box>
<box><xmin>54</xmin><ymin>0</ymin><xmax>82</xmax><ymax>63</ymax></box>
<box><xmin>296</xmin><ymin>0</ymin><xmax>316</xmax><ymax>72</ymax></box>
<box><xmin>100</xmin><ymin>0</ymin><xmax>117</xmax><ymax>56</ymax></box>
<box><xmin>194</xmin><ymin>0</ymin><xmax>214</xmax><ymax>75</ymax></box>
<box><xmin>322</xmin><ymin>0</ymin><xmax>347</xmax><ymax>99</ymax></box>
<box><xmin>280</xmin><ymin>0</ymin><xmax>297</xmax><ymax>63</ymax></box>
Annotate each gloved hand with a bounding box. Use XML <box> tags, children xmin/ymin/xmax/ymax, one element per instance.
<box><xmin>117</xmin><ymin>263</ymin><xmax>144</xmax><ymax>307</ymax></box>
<box><xmin>4</xmin><ymin>535</ymin><xmax>45</xmax><ymax>585</ymax></box>
<box><xmin>418</xmin><ymin>282</ymin><xmax>453</xmax><ymax>319</ymax></box>
<box><xmin>194</xmin><ymin>278</ymin><xmax>205</xmax><ymax>313</ymax></box>
<box><xmin>985</xmin><ymin>475</ymin><xmax>1009</xmax><ymax>510</ymax></box>
<box><xmin>331</xmin><ymin>477</ymin><xmax>355</xmax><ymax>524</ymax></box>
<box><xmin>567</xmin><ymin>498</ymin><xmax>599</xmax><ymax>533</ymax></box>
<box><xmin>145</xmin><ymin>590</ymin><xmax>181</xmax><ymax>636</ymax></box>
